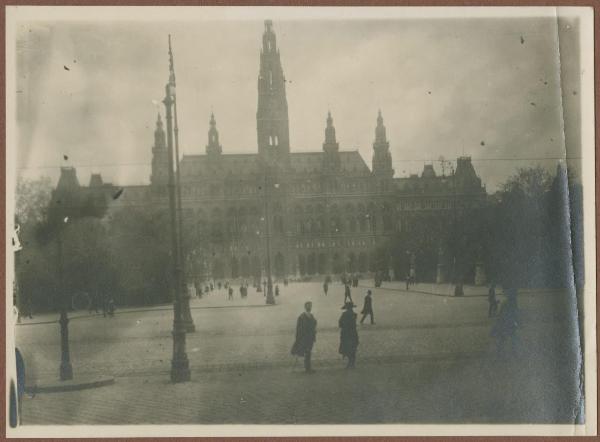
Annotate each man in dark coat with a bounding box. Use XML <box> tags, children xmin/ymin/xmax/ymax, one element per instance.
<box><xmin>344</xmin><ymin>284</ymin><xmax>353</xmax><ymax>304</ymax></box>
<box><xmin>339</xmin><ymin>302</ymin><xmax>359</xmax><ymax>368</ymax></box>
<box><xmin>291</xmin><ymin>301</ymin><xmax>317</xmax><ymax>373</ymax></box>
<box><xmin>323</xmin><ymin>281</ymin><xmax>329</xmax><ymax>296</ymax></box>
<box><xmin>360</xmin><ymin>289</ymin><xmax>375</xmax><ymax>324</ymax></box>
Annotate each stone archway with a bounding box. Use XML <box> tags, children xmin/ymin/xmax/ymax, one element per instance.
<box><xmin>318</xmin><ymin>253</ymin><xmax>328</xmax><ymax>275</ymax></box>
<box><xmin>307</xmin><ymin>252</ymin><xmax>317</xmax><ymax>275</ymax></box>
<box><xmin>298</xmin><ymin>255</ymin><xmax>306</xmax><ymax>275</ymax></box>
<box><xmin>230</xmin><ymin>256</ymin><xmax>239</xmax><ymax>279</ymax></box>
<box><xmin>240</xmin><ymin>255</ymin><xmax>250</xmax><ymax>277</ymax></box>
<box><xmin>274</xmin><ymin>252</ymin><xmax>285</xmax><ymax>277</ymax></box>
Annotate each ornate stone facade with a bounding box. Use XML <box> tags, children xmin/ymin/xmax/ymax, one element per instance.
<box><xmin>77</xmin><ymin>20</ymin><xmax>487</xmax><ymax>283</ymax></box>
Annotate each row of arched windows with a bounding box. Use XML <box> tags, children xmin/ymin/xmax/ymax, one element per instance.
<box><xmin>297</xmin><ymin>251</ymin><xmax>374</xmax><ymax>275</ymax></box>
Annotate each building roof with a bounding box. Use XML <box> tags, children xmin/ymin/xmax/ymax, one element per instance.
<box><xmin>179</xmin><ymin>150</ymin><xmax>370</xmax><ymax>178</ymax></box>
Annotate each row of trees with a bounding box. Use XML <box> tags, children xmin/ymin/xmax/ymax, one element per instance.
<box><xmin>14</xmin><ymin>164</ymin><xmax>583</xmax><ymax>313</ymax></box>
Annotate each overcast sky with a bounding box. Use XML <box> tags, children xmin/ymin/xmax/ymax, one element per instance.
<box><xmin>14</xmin><ymin>15</ymin><xmax>580</xmax><ymax>191</ymax></box>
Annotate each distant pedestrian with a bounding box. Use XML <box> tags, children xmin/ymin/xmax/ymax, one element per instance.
<box><xmin>405</xmin><ymin>273</ymin><xmax>410</xmax><ymax>290</ymax></box>
<box><xmin>88</xmin><ymin>292</ymin><xmax>98</xmax><ymax>314</ymax></box>
<box><xmin>228</xmin><ymin>287</ymin><xmax>234</xmax><ymax>301</ymax></box>
<box><xmin>107</xmin><ymin>297</ymin><xmax>115</xmax><ymax>317</ymax></box>
<box><xmin>488</xmin><ymin>283</ymin><xmax>499</xmax><ymax>318</ymax></box>
<box><xmin>360</xmin><ymin>290</ymin><xmax>375</xmax><ymax>325</ymax></box>
<box><xmin>210</xmin><ymin>283</ymin><xmax>214</xmax><ymax>291</ymax></box>
<box><xmin>491</xmin><ymin>289</ymin><xmax>519</xmax><ymax>355</ymax></box>
<box><xmin>291</xmin><ymin>301</ymin><xmax>317</xmax><ymax>373</ymax></box>
<box><xmin>263</xmin><ymin>280</ymin><xmax>267</xmax><ymax>294</ymax></box>
<box><xmin>275</xmin><ymin>285</ymin><xmax>280</xmax><ymax>296</ymax></box>
<box><xmin>339</xmin><ymin>302</ymin><xmax>359</xmax><ymax>368</ymax></box>
<box><xmin>323</xmin><ymin>281</ymin><xmax>329</xmax><ymax>296</ymax></box>
<box><xmin>344</xmin><ymin>284</ymin><xmax>353</xmax><ymax>304</ymax></box>
<box><xmin>218</xmin><ymin>281</ymin><xmax>222</xmax><ymax>290</ymax></box>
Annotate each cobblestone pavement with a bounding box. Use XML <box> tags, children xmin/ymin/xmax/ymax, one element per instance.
<box><xmin>15</xmin><ymin>282</ymin><xmax>581</xmax><ymax>424</ymax></box>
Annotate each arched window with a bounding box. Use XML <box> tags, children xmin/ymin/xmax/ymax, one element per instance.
<box><xmin>298</xmin><ymin>255</ymin><xmax>306</xmax><ymax>275</ymax></box>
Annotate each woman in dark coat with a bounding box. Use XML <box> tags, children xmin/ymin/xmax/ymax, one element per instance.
<box><xmin>291</xmin><ymin>302</ymin><xmax>317</xmax><ymax>373</ymax></box>
<box><xmin>339</xmin><ymin>302</ymin><xmax>359</xmax><ymax>368</ymax></box>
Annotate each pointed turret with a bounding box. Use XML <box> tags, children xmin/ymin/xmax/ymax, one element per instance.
<box><xmin>322</xmin><ymin>111</ymin><xmax>341</xmax><ymax>171</ymax></box>
<box><xmin>257</xmin><ymin>20</ymin><xmax>290</xmax><ymax>165</ymax></box>
<box><xmin>372</xmin><ymin>110</ymin><xmax>394</xmax><ymax>177</ymax></box>
<box><xmin>206</xmin><ymin>113</ymin><xmax>222</xmax><ymax>156</ymax></box>
<box><xmin>151</xmin><ymin>113</ymin><xmax>169</xmax><ymax>186</ymax></box>
<box><xmin>154</xmin><ymin>113</ymin><xmax>166</xmax><ymax>150</ymax></box>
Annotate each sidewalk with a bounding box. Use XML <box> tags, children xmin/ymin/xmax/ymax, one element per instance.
<box><xmin>20</xmin><ymin>345</ymin><xmax>579</xmax><ymax>425</ymax></box>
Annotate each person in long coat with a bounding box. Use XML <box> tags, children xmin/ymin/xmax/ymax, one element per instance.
<box><xmin>360</xmin><ymin>289</ymin><xmax>375</xmax><ymax>324</ymax></box>
<box><xmin>491</xmin><ymin>289</ymin><xmax>519</xmax><ymax>354</ymax></box>
<box><xmin>291</xmin><ymin>301</ymin><xmax>317</xmax><ymax>373</ymax></box>
<box><xmin>344</xmin><ymin>284</ymin><xmax>353</xmax><ymax>304</ymax></box>
<box><xmin>339</xmin><ymin>302</ymin><xmax>359</xmax><ymax>368</ymax></box>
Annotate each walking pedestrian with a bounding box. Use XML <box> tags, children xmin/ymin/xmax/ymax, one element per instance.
<box><xmin>323</xmin><ymin>280</ymin><xmax>329</xmax><ymax>296</ymax></box>
<box><xmin>275</xmin><ymin>285</ymin><xmax>280</xmax><ymax>296</ymax></box>
<box><xmin>344</xmin><ymin>284</ymin><xmax>353</xmax><ymax>304</ymax></box>
<box><xmin>360</xmin><ymin>289</ymin><xmax>375</xmax><ymax>325</ymax></box>
<box><xmin>228</xmin><ymin>287</ymin><xmax>234</xmax><ymax>301</ymax></box>
<box><xmin>488</xmin><ymin>283</ymin><xmax>499</xmax><ymax>318</ymax></box>
<box><xmin>291</xmin><ymin>301</ymin><xmax>317</xmax><ymax>373</ymax></box>
<box><xmin>339</xmin><ymin>302</ymin><xmax>359</xmax><ymax>368</ymax></box>
<box><xmin>491</xmin><ymin>289</ymin><xmax>519</xmax><ymax>355</ymax></box>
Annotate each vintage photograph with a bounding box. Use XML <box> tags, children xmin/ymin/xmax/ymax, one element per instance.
<box><xmin>6</xmin><ymin>6</ymin><xmax>596</xmax><ymax>436</ymax></box>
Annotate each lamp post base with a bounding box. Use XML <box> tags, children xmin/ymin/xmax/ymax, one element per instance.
<box><xmin>181</xmin><ymin>296</ymin><xmax>196</xmax><ymax>333</ymax></box>
<box><xmin>170</xmin><ymin>328</ymin><xmax>190</xmax><ymax>383</ymax></box>
<box><xmin>60</xmin><ymin>362</ymin><xmax>73</xmax><ymax>381</ymax></box>
<box><xmin>265</xmin><ymin>280</ymin><xmax>275</xmax><ymax>305</ymax></box>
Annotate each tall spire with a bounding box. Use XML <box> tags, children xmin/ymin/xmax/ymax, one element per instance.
<box><xmin>257</xmin><ymin>20</ymin><xmax>290</xmax><ymax>164</ymax></box>
<box><xmin>150</xmin><ymin>113</ymin><xmax>169</xmax><ymax>186</ymax></box>
<box><xmin>323</xmin><ymin>111</ymin><xmax>340</xmax><ymax>171</ymax></box>
<box><xmin>375</xmin><ymin>109</ymin><xmax>387</xmax><ymax>143</ymax></box>
<box><xmin>325</xmin><ymin>111</ymin><xmax>337</xmax><ymax>145</ymax></box>
<box><xmin>154</xmin><ymin>113</ymin><xmax>166</xmax><ymax>150</ymax></box>
<box><xmin>206</xmin><ymin>113</ymin><xmax>222</xmax><ymax>156</ymax></box>
<box><xmin>372</xmin><ymin>109</ymin><xmax>394</xmax><ymax>177</ymax></box>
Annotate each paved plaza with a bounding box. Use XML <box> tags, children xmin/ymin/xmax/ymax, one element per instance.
<box><xmin>15</xmin><ymin>281</ymin><xmax>581</xmax><ymax>424</ymax></box>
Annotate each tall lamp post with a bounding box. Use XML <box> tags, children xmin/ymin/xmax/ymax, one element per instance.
<box><xmin>56</xmin><ymin>219</ymin><xmax>73</xmax><ymax>381</ymax></box>
<box><xmin>165</xmin><ymin>35</ymin><xmax>190</xmax><ymax>382</ymax></box>
<box><xmin>168</xmin><ymin>37</ymin><xmax>196</xmax><ymax>333</ymax></box>
<box><xmin>262</xmin><ymin>171</ymin><xmax>276</xmax><ymax>305</ymax></box>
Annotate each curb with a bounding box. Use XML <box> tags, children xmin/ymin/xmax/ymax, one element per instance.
<box><xmin>25</xmin><ymin>375</ymin><xmax>115</xmax><ymax>394</ymax></box>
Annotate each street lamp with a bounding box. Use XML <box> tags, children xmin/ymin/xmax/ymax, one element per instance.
<box><xmin>57</xmin><ymin>216</ymin><xmax>72</xmax><ymax>381</ymax></box>
<box><xmin>165</xmin><ymin>35</ymin><xmax>190</xmax><ymax>382</ymax></box>
<box><xmin>262</xmin><ymin>172</ymin><xmax>276</xmax><ymax>305</ymax></box>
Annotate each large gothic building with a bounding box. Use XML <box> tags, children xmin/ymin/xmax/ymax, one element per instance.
<box><xmin>63</xmin><ymin>20</ymin><xmax>487</xmax><ymax>283</ymax></box>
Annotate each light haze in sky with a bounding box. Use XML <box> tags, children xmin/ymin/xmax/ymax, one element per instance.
<box><xmin>15</xmin><ymin>17</ymin><xmax>580</xmax><ymax>191</ymax></box>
